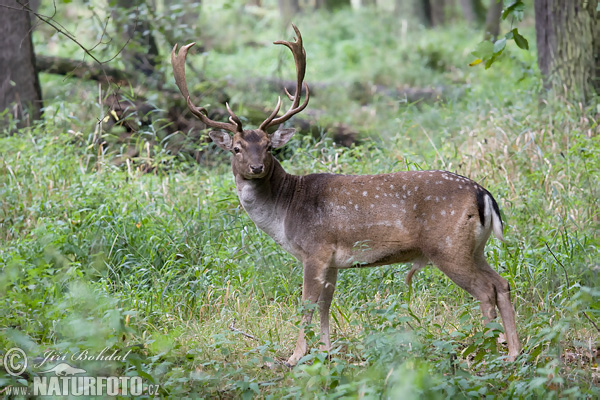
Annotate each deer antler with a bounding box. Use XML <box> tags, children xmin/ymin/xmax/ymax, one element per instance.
<box><xmin>259</xmin><ymin>24</ymin><xmax>310</xmax><ymax>131</ymax></box>
<box><xmin>171</xmin><ymin>43</ymin><xmax>243</xmax><ymax>133</ymax></box>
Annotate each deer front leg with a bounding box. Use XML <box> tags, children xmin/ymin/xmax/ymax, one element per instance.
<box><xmin>318</xmin><ymin>267</ymin><xmax>338</xmax><ymax>353</ymax></box>
<box><xmin>286</xmin><ymin>258</ymin><xmax>329</xmax><ymax>367</ymax></box>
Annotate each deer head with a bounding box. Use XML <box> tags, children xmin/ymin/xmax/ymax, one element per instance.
<box><xmin>171</xmin><ymin>24</ymin><xmax>309</xmax><ymax>180</ymax></box>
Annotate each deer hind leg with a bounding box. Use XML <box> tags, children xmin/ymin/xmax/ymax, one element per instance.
<box><xmin>286</xmin><ymin>257</ymin><xmax>330</xmax><ymax>367</ymax></box>
<box><xmin>430</xmin><ymin>255</ymin><xmax>520</xmax><ymax>361</ymax></box>
<box><xmin>318</xmin><ymin>267</ymin><xmax>338</xmax><ymax>353</ymax></box>
<box><xmin>477</xmin><ymin>259</ymin><xmax>521</xmax><ymax>360</ymax></box>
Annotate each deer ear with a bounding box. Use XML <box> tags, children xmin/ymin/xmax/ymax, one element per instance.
<box><xmin>209</xmin><ymin>131</ymin><xmax>233</xmax><ymax>151</ymax></box>
<box><xmin>270</xmin><ymin>128</ymin><xmax>296</xmax><ymax>149</ymax></box>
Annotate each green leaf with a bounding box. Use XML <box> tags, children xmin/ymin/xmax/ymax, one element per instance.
<box><xmin>512</xmin><ymin>29</ymin><xmax>529</xmax><ymax>50</ymax></box>
<box><xmin>493</xmin><ymin>38</ymin><xmax>507</xmax><ymax>54</ymax></box>
<box><xmin>461</xmin><ymin>344</ymin><xmax>477</xmax><ymax>358</ymax></box>
<box><xmin>502</xmin><ymin>0</ymin><xmax>525</xmax><ymax>20</ymax></box>
<box><xmin>471</xmin><ymin>40</ymin><xmax>494</xmax><ymax>59</ymax></box>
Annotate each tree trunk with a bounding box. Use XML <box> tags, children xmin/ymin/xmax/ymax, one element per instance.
<box><xmin>534</xmin><ymin>0</ymin><xmax>598</xmax><ymax>101</ymax></box>
<box><xmin>484</xmin><ymin>0</ymin><xmax>503</xmax><ymax>40</ymax></box>
<box><xmin>430</xmin><ymin>0</ymin><xmax>446</xmax><ymax>26</ymax></box>
<box><xmin>414</xmin><ymin>0</ymin><xmax>433</xmax><ymax>27</ymax></box>
<box><xmin>590</xmin><ymin>1</ymin><xmax>600</xmax><ymax>96</ymax></box>
<box><xmin>460</xmin><ymin>0</ymin><xmax>485</xmax><ymax>25</ymax></box>
<box><xmin>0</xmin><ymin>0</ymin><xmax>42</xmax><ymax>128</ymax></box>
<box><xmin>278</xmin><ymin>0</ymin><xmax>300</xmax><ymax>23</ymax></box>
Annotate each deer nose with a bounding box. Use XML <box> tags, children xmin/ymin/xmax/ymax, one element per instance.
<box><xmin>250</xmin><ymin>164</ymin><xmax>264</xmax><ymax>174</ymax></box>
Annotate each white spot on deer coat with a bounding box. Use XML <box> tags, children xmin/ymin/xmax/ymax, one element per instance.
<box><xmin>446</xmin><ymin>236</ymin><xmax>452</xmax><ymax>247</ymax></box>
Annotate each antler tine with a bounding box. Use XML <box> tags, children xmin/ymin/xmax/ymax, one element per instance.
<box><xmin>260</xmin><ymin>24</ymin><xmax>310</xmax><ymax>130</ymax></box>
<box><xmin>259</xmin><ymin>96</ymin><xmax>282</xmax><ymax>131</ymax></box>
<box><xmin>171</xmin><ymin>43</ymin><xmax>242</xmax><ymax>133</ymax></box>
<box><xmin>269</xmin><ymin>83</ymin><xmax>309</xmax><ymax>127</ymax></box>
<box><xmin>226</xmin><ymin>102</ymin><xmax>244</xmax><ymax>132</ymax></box>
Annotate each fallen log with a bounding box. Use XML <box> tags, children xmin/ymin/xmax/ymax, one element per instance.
<box><xmin>37</xmin><ymin>54</ymin><xmax>444</xmax><ymax>104</ymax></box>
<box><xmin>36</xmin><ymin>55</ymin><xmax>131</xmax><ymax>85</ymax></box>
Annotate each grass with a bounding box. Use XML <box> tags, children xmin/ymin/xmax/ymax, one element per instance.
<box><xmin>1</xmin><ymin>2</ymin><xmax>599</xmax><ymax>398</ymax></box>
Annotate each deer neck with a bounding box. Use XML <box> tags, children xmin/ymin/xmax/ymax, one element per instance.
<box><xmin>233</xmin><ymin>156</ymin><xmax>297</xmax><ymax>243</ymax></box>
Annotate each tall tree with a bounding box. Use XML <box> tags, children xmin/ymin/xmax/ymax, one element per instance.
<box><xmin>534</xmin><ymin>0</ymin><xmax>599</xmax><ymax>101</ymax></box>
<box><xmin>278</xmin><ymin>0</ymin><xmax>299</xmax><ymax>23</ymax></box>
<box><xmin>414</xmin><ymin>0</ymin><xmax>433</xmax><ymax>27</ymax></box>
<box><xmin>430</xmin><ymin>0</ymin><xmax>446</xmax><ymax>26</ymax></box>
<box><xmin>460</xmin><ymin>0</ymin><xmax>485</xmax><ymax>25</ymax></box>
<box><xmin>484</xmin><ymin>0</ymin><xmax>503</xmax><ymax>40</ymax></box>
<box><xmin>0</xmin><ymin>0</ymin><xmax>42</xmax><ymax>128</ymax></box>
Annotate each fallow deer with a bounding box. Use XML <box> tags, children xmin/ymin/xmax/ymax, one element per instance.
<box><xmin>171</xmin><ymin>24</ymin><xmax>520</xmax><ymax>366</ymax></box>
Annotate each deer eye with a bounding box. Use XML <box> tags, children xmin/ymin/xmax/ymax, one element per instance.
<box><xmin>233</xmin><ymin>147</ymin><xmax>240</xmax><ymax>154</ymax></box>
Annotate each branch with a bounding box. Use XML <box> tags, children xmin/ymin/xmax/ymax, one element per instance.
<box><xmin>545</xmin><ymin>242</ymin><xmax>571</xmax><ymax>289</ymax></box>
<box><xmin>229</xmin><ymin>319</ymin><xmax>259</xmax><ymax>341</ymax></box>
<box><xmin>1</xmin><ymin>1</ymin><xmax>134</xmax><ymax>75</ymax></box>
<box><xmin>582</xmin><ymin>311</ymin><xmax>600</xmax><ymax>334</ymax></box>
